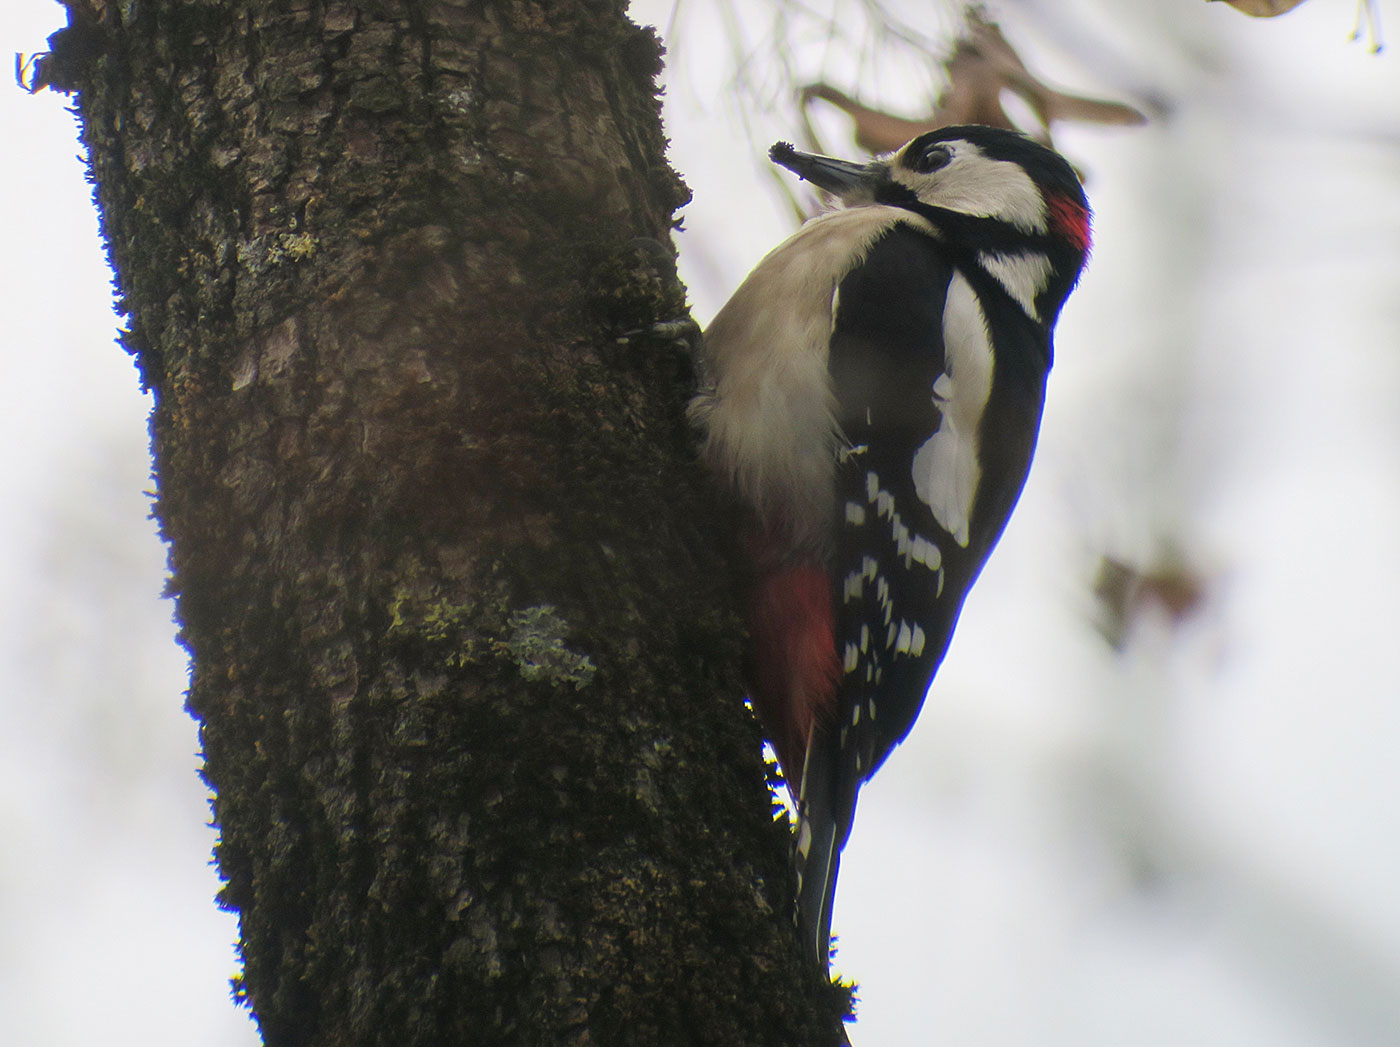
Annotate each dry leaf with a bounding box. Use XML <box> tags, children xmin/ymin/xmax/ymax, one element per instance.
<box><xmin>1207</xmin><ymin>0</ymin><xmax>1309</xmax><ymax>17</ymax></box>
<box><xmin>1093</xmin><ymin>555</ymin><xmax>1210</xmax><ymax>651</ymax></box>
<box><xmin>1208</xmin><ymin>0</ymin><xmax>1382</xmax><ymax>51</ymax></box>
<box><xmin>800</xmin><ymin>84</ymin><xmax>944</xmax><ymax>155</ymax></box>
<box><xmin>802</xmin><ymin>9</ymin><xmax>1145</xmax><ymax>157</ymax></box>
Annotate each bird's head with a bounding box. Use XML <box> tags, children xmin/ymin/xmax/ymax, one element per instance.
<box><xmin>771</xmin><ymin>127</ymin><xmax>1090</xmax><ymax>322</ymax></box>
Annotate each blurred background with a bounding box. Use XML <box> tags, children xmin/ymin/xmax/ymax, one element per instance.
<box><xmin>3</xmin><ymin>1</ymin><xmax>1398</xmax><ymax>1044</ymax></box>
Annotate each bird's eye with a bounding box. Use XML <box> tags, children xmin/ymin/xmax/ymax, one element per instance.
<box><xmin>909</xmin><ymin>143</ymin><xmax>952</xmax><ymax>174</ymax></box>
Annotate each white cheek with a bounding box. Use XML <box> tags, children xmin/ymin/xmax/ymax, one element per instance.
<box><xmin>901</xmin><ymin>149</ymin><xmax>1048</xmax><ymax>234</ymax></box>
<box><xmin>946</xmin><ymin>158</ymin><xmax>1046</xmax><ymax>232</ymax></box>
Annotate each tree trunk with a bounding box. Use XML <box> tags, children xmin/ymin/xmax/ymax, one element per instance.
<box><xmin>46</xmin><ymin>0</ymin><xmax>847</xmax><ymax>1043</ymax></box>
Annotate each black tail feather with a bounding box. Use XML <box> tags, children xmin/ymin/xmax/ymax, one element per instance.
<box><xmin>794</xmin><ymin>723</ymin><xmax>862</xmax><ymax>969</ymax></box>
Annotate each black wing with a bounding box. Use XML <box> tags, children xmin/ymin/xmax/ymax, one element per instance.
<box><xmin>796</xmin><ymin>222</ymin><xmax>1051</xmax><ymax>965</ymax></box>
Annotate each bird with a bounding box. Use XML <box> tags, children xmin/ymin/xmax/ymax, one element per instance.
<box><xmin>688</xmin><ymin>125</ymin><xmax>1091</xmax><ymax>968</ymax></box>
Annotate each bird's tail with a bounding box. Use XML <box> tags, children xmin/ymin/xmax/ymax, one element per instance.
<box><xmin>793</xmin><ymin>723</ymin><xmax>861</xmax><ymax>969</ymax></box>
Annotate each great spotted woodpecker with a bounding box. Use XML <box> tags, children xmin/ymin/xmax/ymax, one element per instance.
<box><xmin>689</xmin><ymin>126</ymin><xmax>1090</xmax><ymax>967</ymax></box>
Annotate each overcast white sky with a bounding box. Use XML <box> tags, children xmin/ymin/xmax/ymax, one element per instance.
<box><xmin>3</xmin><ymin>1</ymin><xmax>1399</xmax><ymax>1045</ymax></box>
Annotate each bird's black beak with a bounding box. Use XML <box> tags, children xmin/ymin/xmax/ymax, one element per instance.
<box><xmin>770</xmin><ymin>141</ymin><xmax>881</xmax><ymax>201</ymax></box>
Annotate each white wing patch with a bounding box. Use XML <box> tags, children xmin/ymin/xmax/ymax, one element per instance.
<box><xmin>978</xmin><ymin>251</ymin><xmax>1052</xmax><ymax>322</ymax></box>
<box><xmin>912</xmin><ymin>272</ymin><xmax>994</xmax><ymax>547</ymax></box>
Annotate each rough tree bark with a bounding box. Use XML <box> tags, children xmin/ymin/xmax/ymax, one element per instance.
<box><xmin>41</xmin><ymin>1</ymin><xmax>848</xmax><ymax>1043</ymax></box>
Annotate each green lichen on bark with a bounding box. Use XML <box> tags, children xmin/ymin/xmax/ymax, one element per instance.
<box><xmin>505</xmin><ymin>605</ymin><xmax>597</xmax><ymax>689</ymax></box>
<box><xmin>54</xmin><ymin>0</ymin><xmax>850</xmax><ymax>1043</ymax></box>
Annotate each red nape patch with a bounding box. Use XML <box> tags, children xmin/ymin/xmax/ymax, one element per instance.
<box><xmin>1048</xmin><ymin>191</ymin><xmax>1092</xmax><ymax>254</ymax></box>
<box><xmin>745</xmin><ymin>565</ymin><xmax>841</xmax><ymax>791</ymax></box>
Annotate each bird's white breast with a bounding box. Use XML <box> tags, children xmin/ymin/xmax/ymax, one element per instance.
<box><xmin>692</xmin><ymin>206</ymin><xmax>934</xmax><ymax>552</ymax></box>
